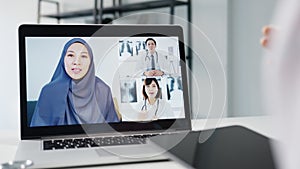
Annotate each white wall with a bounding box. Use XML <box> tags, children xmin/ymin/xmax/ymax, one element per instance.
<box><xmin>190</xmin><ymin>0</ymin><xmax>228</xmax><ymax>119</ymax></box>
<box><xmin>227</xmin><ymin>0</ymin><xmax>277</xmax><ymax>117</ymax></box>
<box><xmin>0</xmin><ymin>0</ymin><xmax>37</xmax><ymax>130</ymax></box>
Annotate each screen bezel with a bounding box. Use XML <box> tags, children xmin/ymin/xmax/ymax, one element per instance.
<box><xmin>19</xmin><ymin>24</ymin><xmax>191</xmax><ymax>139</ymax></box>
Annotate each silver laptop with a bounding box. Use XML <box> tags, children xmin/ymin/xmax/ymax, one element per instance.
<box><xmin>15</xmin><ymin>24</ymin><xmax>191</xmax><ymax>168</ymax></box>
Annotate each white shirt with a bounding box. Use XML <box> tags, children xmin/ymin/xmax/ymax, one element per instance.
<box><xmin>124</xmin><ymin>99</ymin><xmax>174</xmax><ymax>121</ymax></box>
<box><xmin>136</xmin><ymin>50</ymin><xmax>175</xmax><ymax>76</ymax></box>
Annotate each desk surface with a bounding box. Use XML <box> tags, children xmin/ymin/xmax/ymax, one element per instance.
<box><xmin>0</xmin><ymin>116</ymin><xmax>274</xmax><ymax>168</ymax></box>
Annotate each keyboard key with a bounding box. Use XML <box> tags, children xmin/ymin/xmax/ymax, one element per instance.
<box><xmin>43</xmin><ymin>140</ymin><xmax>54</xmax><ymax>150</ymax></box>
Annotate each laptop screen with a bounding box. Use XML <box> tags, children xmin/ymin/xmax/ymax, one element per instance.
<box><xmin>19</xmin><ymin>25</ymin><xmax>191</xmax><ymax>139</ymax></box>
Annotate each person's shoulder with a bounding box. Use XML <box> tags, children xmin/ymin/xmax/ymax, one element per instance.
<box><xmin>39</xmin><ymin>82</ymin><xmax>56</xmax><ymax>94</ymax></box>
<box><xmin>158</xmin><ymin>98</ymin><xmax>167</xmax><ymax>103</ymax></box>
<box><xmin>95</xmin><ymin>77</ymin><xmax>108</xmax><ymax>86</ymax></box>
<box><xmin>139</xmin><ymin>50</ymin><xmax>147</xmax><ymax>54</ymax></box>
<box><xmin>135</xmin><ymin>101</ymin><xmax>144</xmax><ymax>110</ymax></box>
<box><xmin>158</xmin><ymin>99</ymin><xmax>171</xmax><ymax>107</ymax></box>
<box><xmin>137</xmin><ymin>50</ymin><xmax>147</xmax><ymax>57</ymax></box>
<box><xmin>158</xmin><ymin>99</ymin><xmax>173</xmax><ymax>114</ymax></box>
<box><xmin>154</xmin><ymin>50</ymin><xmax>168</xmax><ymax>62</ymax></box>
<box><xmin>95</xmin><ymin>77</ymin><xmax>110</xmax><ymax>90</ymax></box>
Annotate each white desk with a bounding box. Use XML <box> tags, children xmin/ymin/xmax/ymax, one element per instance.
<box><xmin>0</xmin><ymin>116</ymin><xmax>274</xmax><ymax>168</ymax></box>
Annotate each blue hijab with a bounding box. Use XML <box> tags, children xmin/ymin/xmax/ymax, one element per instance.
<box><xmin>30</xmin><ymin>38</ymin><xmax>119</xmax><ymax>126</ymax></box>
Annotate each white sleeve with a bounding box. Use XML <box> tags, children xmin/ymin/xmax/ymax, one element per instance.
<box><xmin>157</xmin><ymin>99</ymin><xmax>174</xmax><ymax>119</ymax></box>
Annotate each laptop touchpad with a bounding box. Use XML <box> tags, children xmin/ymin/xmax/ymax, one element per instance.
<box><xmin>97</xmin><ymin>144</ymin><xmax>167</xmax><ymax>159</ymax></box>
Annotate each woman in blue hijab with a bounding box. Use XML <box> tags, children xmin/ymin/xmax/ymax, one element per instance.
<box><xmin>30</xmin><ymin>38</ymin><xmax>120</xmax><ymax>126</ymax></box>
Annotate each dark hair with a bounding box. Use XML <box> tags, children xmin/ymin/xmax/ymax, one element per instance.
<box><xmin>145</xmin><ymin>38</ymin><xmax>156</xmax><ymax>46</ymax></box>
<box><xmin>142</xmin><ymin>78</ymin><xmax>161</xmax><ymax>99</ymax></box>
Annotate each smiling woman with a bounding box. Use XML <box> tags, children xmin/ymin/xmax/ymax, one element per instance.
<box><xmin>30</xmin><ymin>38</ymin><xmax>120</xmax><ymax>127</ymax></box>
<box><xmin>64</xmin><ymin>42</ymin><xmax>91</xmax><ymax>80</ymax></box>
<box><xmin>132</xmin><ymin>78</ymin><xmax>174</xmax><ymax>121</ymax></box>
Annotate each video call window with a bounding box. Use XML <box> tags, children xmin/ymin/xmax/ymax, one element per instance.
<box><xmin>26</xmin><ymin>37</ymin><xmax>185</xmax><ymax>127</ymax></box>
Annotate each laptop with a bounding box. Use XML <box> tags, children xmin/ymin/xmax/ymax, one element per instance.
<box><xmin>15</xmin><ymin>24</ymin><xmax>192</xmax><ymax>168</ymax></box>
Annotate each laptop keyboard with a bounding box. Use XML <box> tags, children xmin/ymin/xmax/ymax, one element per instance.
<box><xmin>43</xmin><ymin>134</ymin><xmax>160</xmax><ymax>150</ymax></box>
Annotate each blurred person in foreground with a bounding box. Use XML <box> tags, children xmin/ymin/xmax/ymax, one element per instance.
<box><xmin>261</xmin><ymin>0</ymin><xmax>300</xmax><ymax>169</ymax></box>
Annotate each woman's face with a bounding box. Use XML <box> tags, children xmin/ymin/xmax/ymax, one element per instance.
<box><xmin>145</xmin><ymin>80</ymin><xmax>158</xmax><ymax>99</ymax></box>
<box><xmin>64</xmin><ymin>43</ymin><xmax>91</xmax><ymax>80</ymax></box>
<box><xmin>146</xmin><ymin>40</ymin><xmax>156</xmax><ymax>53</ymax></box>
